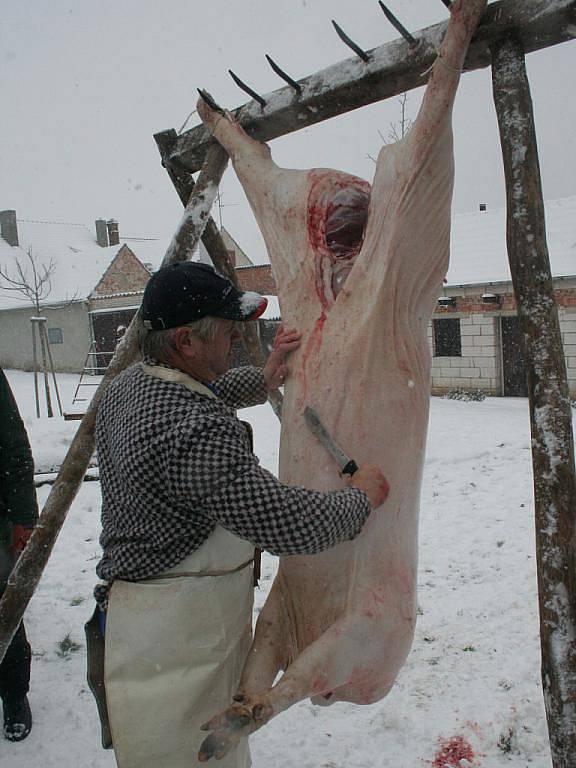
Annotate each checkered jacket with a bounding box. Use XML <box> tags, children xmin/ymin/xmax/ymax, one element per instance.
<box><xmin>95</xmin><ymin>360</ymin><xmax>371</xmax><ymax>582</ymax></box>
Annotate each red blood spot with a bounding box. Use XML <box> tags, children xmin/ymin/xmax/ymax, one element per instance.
<box><xmin>431</xmin><ymin>735</ymin><xmax>476</xmax><ymax>768</ymax></box>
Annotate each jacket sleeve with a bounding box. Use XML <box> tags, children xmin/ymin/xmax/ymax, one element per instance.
<box><xmin>213</xmin><ymin>366</ymin><xmax>268</xmax><ymax>410</ymax></box>
<box><xmin>0</xmin><ymin>370</ymin><xmax>39</xmax><ymax>527</ymax></box>
<box><xmin>166</xmin><ymin>417</ymin><xmax>371</xmax><ymax>556</ymax></box>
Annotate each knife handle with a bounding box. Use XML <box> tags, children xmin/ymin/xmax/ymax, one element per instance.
<box><xmin>341</xmin><ymin>459</ymin><xmax>359</xmax><ymax>477</ymax></box>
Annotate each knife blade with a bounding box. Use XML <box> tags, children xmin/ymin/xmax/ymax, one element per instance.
<box><xmin>303</xmin><ymin>406</ymin><xmax>359</xmax><ymax>477</ymax></box>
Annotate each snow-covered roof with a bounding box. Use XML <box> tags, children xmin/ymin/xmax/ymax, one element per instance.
<box><xmin>1</xmin><ymin>197</ymin><xmax>574</xmax><ymax>312</ymax></box>
<box><xmin>0</xmin><ymin>220</ymin><xmax>172</xmax><ymax>310</ymax></box>
<box><xmin>447</xmin><ymin>196</ymin><xmax>576</xmax><ymax>287</ymax></box>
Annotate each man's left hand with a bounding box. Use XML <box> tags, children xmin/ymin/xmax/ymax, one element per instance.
<box><xmin>262</xmin><ymin>326</ymin><xmax>302</xmax><ymax>390</ymax></box>
<box><xmin>12</xmin><ymin>524</ymin><xmax>34</xmax><ymax>556</ymax></box>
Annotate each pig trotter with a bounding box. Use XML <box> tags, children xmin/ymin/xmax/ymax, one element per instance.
<box><xmin>198</xmin><ymin>698</ymin><xmax>273</xmax><ymax>762</ymax></box>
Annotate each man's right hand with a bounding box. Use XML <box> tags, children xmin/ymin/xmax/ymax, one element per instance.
<box><xmin>349</xmin><ymin>464</ymin><xmax>390</xmax><ymax>508</ymax></box>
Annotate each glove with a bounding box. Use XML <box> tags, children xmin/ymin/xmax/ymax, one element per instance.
<box><xmin>12</xmin><ymin>524</ymin><xmax>34</xmax><ymax>556</ymax></box>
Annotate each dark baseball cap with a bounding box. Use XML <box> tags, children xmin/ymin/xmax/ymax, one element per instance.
<box><xmin>141</xmin><ymin>262</ymin><xmax>268</xmax><ymax>330</ymax></box>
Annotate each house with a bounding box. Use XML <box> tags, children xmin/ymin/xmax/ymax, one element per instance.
<box><xmin>430</xmin><ymin>196</ymin><xmax>576</xmax><ymax>397</ymax></box>
<box><xmin>0</xmin><ymin>210</ymin><xmax>260</xmax><ymax>372</ymax></box>
<box><xmin>226</xmin><ymin>197</ymin><xmax>576</xmax><ymax>398</ymax></box>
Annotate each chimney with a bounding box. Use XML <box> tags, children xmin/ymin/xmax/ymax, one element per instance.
<box><xmin>0</xmin><ymin>210</ymin><xmax>19</xmax><ymax>246</ymax></box>
<box><xmin>95</xmin><ymin>218</ymin><xmax>109</xmax><ymax>247</ymax></box>
<box><xmin>479</xmin><ymin>203</ymin><xmax>487</xmax><ymax>212</ymax></box>
<box><xmin>107</xmin><ymin>219</ymin><xmax>120</xmax><ymax>246</ymax></box>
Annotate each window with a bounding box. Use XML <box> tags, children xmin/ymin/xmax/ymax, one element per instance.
<box><xmin>433</xmin><ymin>318</ymin><xmax>461</xmax><ymax>357</ymax></box>
<box><xmin>48</xmin><ymin>327</ymin><xmax>63</xmax><ymax>344</ymax></box>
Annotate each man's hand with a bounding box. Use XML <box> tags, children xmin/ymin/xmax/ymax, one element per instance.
<box><xmin>12</xmin><ymin>524</ymin><xmax>34</xmax><ymax>556</ymax></box>
<box><xmin>262</xmin><ymin>326</ymin><xmax>302</xmax><ymax>390</ymax></box>
<box><xmin>348</xmin><ymin>464</ymin><xmax>390</xmax><ymax>509</ymax></box>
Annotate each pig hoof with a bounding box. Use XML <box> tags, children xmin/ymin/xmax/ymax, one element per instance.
<box><xmin>198</xmin><ymin>700</ymin><xmax>273</xmax><ymax>761</ymax></box>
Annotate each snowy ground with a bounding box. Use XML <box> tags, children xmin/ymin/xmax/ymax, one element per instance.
<box><xmin>2</xmin><ymin>369</ymin><xmax>571</xmax><ymax>768</ymax></box>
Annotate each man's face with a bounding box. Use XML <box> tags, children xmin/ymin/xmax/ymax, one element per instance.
<box><xmin>200</xmin><ymin>319</ymin><xmax>241</xmax><ymax>380</ymax></box>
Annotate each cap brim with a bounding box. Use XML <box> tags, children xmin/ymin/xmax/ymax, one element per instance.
<box><xmin>216</xmin><ymin>292</ymin><xmax>268</xmax><ymax>321</ymax></box>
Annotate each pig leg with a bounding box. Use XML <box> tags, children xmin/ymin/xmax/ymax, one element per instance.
<box><xmin>197</xmin><ymin>97</ymin><xmax>276</xmax><ymax>180</ymax></box>
<box><xmin>198</xmin><ymin>615</ymin><xmax>374</xmax><ymax>761</ymax></box>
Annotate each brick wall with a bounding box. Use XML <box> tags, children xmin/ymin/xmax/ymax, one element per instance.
<box><xmin>93</xmin><ymin>245</ymin><xmax>151</xmax><ymax>296</ymax></box>
<box><xmin>236</xmin><ymin>265</ymin><xmax>277</xmax><ymax>295</ymax></box>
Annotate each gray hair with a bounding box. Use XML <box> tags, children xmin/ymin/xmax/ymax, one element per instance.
<box><xmin>139</xmin><ymin>315</ymin><xmax>224</xmax><ymax>361</ymax></box>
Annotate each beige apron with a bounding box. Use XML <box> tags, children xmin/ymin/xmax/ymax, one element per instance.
<box><xmin>105</xmin><ymin>366</ymin><xmax>254</xmax><ymax>768</ymax></box>
<box><xmin>105</xmin><ymin>526</ymin><xmax>254</xmax><ymax>768</ymax></box>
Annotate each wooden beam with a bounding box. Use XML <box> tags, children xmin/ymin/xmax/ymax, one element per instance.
<box><xmin>159</xmin><ymin>0</ymin><xmax>576</xmax><ymax>174</ymax></box>
<box><xmin>0</xmin><ymin>145</ymin><xmax>229</xmax><ymax>665</ymax></box>
<box><xmin>492</xmin><ymin>35</ymin><xmax>576</xmax><ymax>768</ymax></box>
<box><xmin>154</xmin><ymin>130</ymin><xmax>283</xmax><ymax>418</ymax></box>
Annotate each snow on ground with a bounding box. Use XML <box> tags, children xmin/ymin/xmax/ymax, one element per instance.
<box><xmin>2</xmin><ymin>369</ymin><xmax>571</xmax><ymax>768</ymax></box>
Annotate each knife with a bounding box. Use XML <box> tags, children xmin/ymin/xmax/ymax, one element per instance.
<box><xmin>303</xmin><ymin>406</ymin><xmax>359</xmax><ymax>477</ymax></box>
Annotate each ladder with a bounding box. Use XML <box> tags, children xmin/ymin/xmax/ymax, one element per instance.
<box><xmin>71</xmin><ymin>341</ymin><xmax>114</xmax><ymax>406</ymax></box>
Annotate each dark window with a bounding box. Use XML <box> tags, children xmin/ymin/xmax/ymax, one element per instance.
<box><xmin>48</xmin><ymin>327</ymin><xmax>63</xmax><ymax>344</ymax></box>
<box><xmin>433</xmin><ymin>318</ymin><xmax>461</xmax><ymax>357</ymax></box>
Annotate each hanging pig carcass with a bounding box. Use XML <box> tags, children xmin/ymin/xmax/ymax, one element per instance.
<box><xmin>198</xmin><ymin>0</ymin><xmax>487</xmax><ymax>759</ymax></box>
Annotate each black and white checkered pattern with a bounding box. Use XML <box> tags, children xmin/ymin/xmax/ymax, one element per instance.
<box><xmin>95</xmin><ymin>361</ymin><xmax>370</xmax><ymax>582</ymax></box>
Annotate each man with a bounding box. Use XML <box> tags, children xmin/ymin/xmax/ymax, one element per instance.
<box><xmin>0</xmin><ymin>367</ymin><xmax>37</xmax><ymax>742</ymax></box>
<box><xmin>95</xmin><ymin>261</ymin><xmax>388</xmax><ymax>768</ymax></box>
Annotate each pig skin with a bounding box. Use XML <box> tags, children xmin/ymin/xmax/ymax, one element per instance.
<box><xmin>198</xmin><ymin>0</ymin><xmax>487</xmax><ymax>759</ymax></box>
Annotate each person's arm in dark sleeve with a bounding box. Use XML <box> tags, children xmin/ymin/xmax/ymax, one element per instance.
<box><xmin>214</xmin><ymin>366</ymin><xmax>268</xmax><ymax>410</ymax></box>
<box><xmin>167</xmin><ymin>418</ymin><xmax>371</xmax><ymax>556</ymax></box>
<box><xmin>0</xmin><ymin>369</ymin><xmax>39</xmax><ymax>529</ymax></box>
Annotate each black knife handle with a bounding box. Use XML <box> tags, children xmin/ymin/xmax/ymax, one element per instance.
<box><xmin>341</xmin><ymin>460</ymin><xmax>359</xmax><ymax>477</ymax></box>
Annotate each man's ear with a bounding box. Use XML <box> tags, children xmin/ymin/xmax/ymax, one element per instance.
<box><xmin>172</xmin><ymin>327</ymin><xmax>201</xmax><ymax>359</ymax></box>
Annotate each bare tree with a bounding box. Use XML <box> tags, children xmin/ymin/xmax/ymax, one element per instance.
<box><xmin>367</xmin><ymin>93</ymin><xmax>414</xmax><ymax>163</ymax></box>
<box><xmin>384</xmin><ymin>92</ymin><xmax>413</xmax><ymax>143</ymax></box>
<box><xmin>0</xmin><ymin>247</ymin><xmax>62</xmax><ymax>417</ymax></box>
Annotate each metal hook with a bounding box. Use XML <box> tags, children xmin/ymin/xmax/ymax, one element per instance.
<box><xmin>378</xmin><ymin>2</ymin><xmax>417</xmax><ymax>47</ymax></box>
<box><xmin>196</xmin><ymin>89</ymin><xmax>226</xmax><ymax>116</ymax></box>
<box><xmin>228</xmin><ymin>70</ymin><xmax>267</xmax><ymax>108</ymax></box>
<box><xmin>265</xmin><ymin>54</ymin><xmax>302</xmax><ymax>93</ymax></box>
<box><xmin>331</xmin><ymin>21</ymin><xmax>370</xmax><ymax>63</ymax></box>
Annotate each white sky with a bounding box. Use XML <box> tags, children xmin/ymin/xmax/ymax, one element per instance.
<box><xmin>1</xmin><ymin>0</ymin><xmax>575</xmax><ymax>265</ymax></box>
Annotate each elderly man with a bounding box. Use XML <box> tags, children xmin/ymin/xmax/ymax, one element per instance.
<box><xmin>95</xmin><ymin>261</ymin><xmax>387</xmax><ymax>768</ymax></box>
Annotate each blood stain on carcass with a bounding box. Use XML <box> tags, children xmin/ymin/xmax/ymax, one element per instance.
<box><xmin>431</xmin><ymin>735</ymin><xmax>477</xmax><ymax>768</ymax></box>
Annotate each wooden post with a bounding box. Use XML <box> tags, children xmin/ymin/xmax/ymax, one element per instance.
<box><xmin>30</xmin><ymin>320</ymin><xmax>40</xmax><ymax>419</ymax></box>
<box><xmin>36</xmin><ymin>317</ymin><xmax>54</xmax><ymax>418</ymax></box>
<box><xmin>491</xmin><ymin>35</ymin><xmax>576</xmax><ymax>767</ymax></box>
<box><xmin>41</xmin><ymin>320</ymin><xmax>64</xmax><ymax>417</ymax></box>
<box><xmin>155</xmin><ymin>129</ymin><xmax>283</xmax><ymax>418</ymax></box>
<box><xmin>0</xmin><ymin>144</ymin><xmax>229</xmax><ymax>664</ymax></box>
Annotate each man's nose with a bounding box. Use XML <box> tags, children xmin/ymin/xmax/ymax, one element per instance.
<box><xmin>231</xmin><ymin>325</ymin><xmax>242</xmax><ymax>342</ymax></box>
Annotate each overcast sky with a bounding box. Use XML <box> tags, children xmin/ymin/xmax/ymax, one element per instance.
<box><xmin>1</xmin><ymin>0</ymin><xmax>575</xmax><ymax>264</ymax></box>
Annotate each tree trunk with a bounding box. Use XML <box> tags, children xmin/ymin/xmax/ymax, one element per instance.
<box><xmin>0</xmin><ymin>144</ymin><xmax>229</xmax><ymax>664</ymax></box>
<box><xmin>41</xmin><ymin>320</ymin><xmax>63</xmax><ymax>416</ymax></box>
<box><xmin>492</xmin><ymin>35</ymin><xmax>576</xmax><ymax>767</ymax></box>
<box><xmin>37</xmin><ymin>319</ymin><xmax>54</xmax><ymax>418</ymax></box>
<box><xmin>31</xmin><ymin>320</ymin><xmax>40</xmax><ymax>419</ymax></box>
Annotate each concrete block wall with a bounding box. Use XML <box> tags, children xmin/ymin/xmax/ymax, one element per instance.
<box><xmin>430</xmin><ymin>314</ymin><xmax>501</xmax><ymax>395</ymax></box>
<box><xmin>560</xmin><ymin>308</ymin><xmax>576</xmax><ymax>395</ymax></box>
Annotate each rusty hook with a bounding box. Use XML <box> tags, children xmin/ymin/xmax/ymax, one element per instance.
<box><xmin>331</xmin><ymin>20</ymin><xmax>370</xmax><ymax>63</ymax></box>
<box><xmin>228</xmin><ymin>70</ymin><xmax>267</xmax><ymax>108</ymax></box>
<box><xmin>265</xmin><ymin>54</ymin><xmax>302</xmax><ymax>93</ymax></box>
<box><xmin>378</xmin><ymin>2</ymin><xmax>417</xmax><ymax>47</ymax></box>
